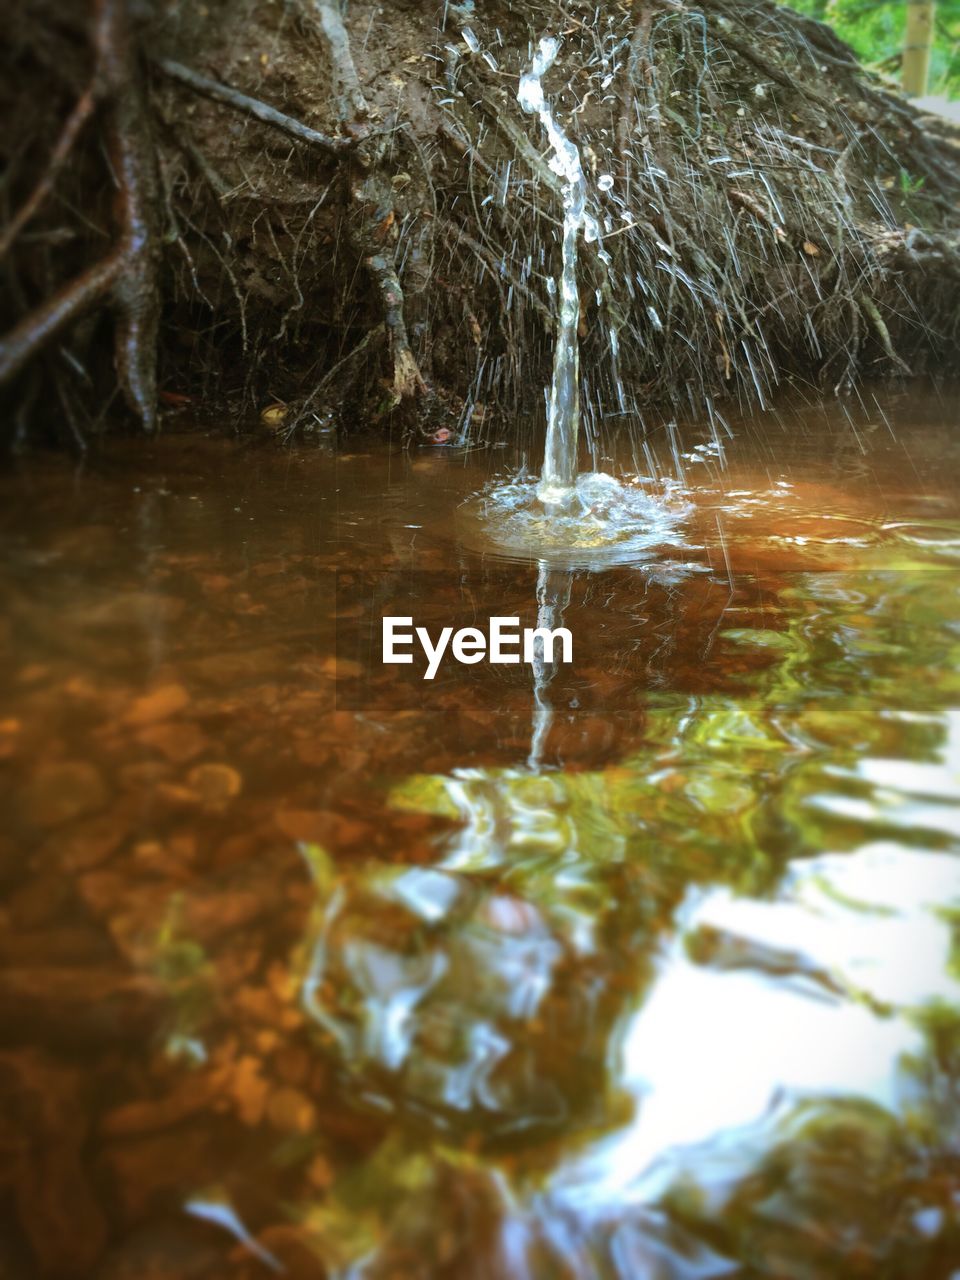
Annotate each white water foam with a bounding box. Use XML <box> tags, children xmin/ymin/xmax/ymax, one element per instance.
<box><xmin>465</xmin><ymin>471</ymin><xmax>694</xmax><ymax>567</ymax></box>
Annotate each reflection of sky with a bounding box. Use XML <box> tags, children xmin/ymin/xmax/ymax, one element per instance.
<box><xmin>550</xmin><ymin>838</ymin><xmax>960</xmax><ymax>1212</ymax></box>
<box><xmin>302</xmin><ymin>747</ymin><xmax>960</xmax><ymax>1193</ymax></box>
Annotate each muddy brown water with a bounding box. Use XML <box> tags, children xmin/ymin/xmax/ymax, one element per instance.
<box><xmin>1</xmin><ymin>389</ymin><xmax>959</xmax><ymax>1278</ymax></box>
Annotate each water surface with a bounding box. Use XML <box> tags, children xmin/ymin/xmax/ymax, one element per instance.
<box><xmin>1</xmin><ymin>390</ymin><xmax>959</xmax><ymax>1278</ymax></box>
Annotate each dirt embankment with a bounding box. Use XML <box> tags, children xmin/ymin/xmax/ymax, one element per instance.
<box><xmin>1</xmin><ymin>0</ymin><xmax>958</xmax><ymax>447</ymax></box>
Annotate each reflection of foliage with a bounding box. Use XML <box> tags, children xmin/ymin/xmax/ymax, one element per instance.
<box><xmin>296</xmin><ymin>1136</ymin><xmax>508</xmax><ymax>1277</ymax></box>
<box><xmin>150</xmin><ymin>895</ymin><xmax>216</xmax><ymax>1055</ymax></box>
<box><xmin>904</xmin><ymin>999</ymin><xmax>960</xmax><ymax>1148</ymax></box>
<box><xmin>665</xmin><ymin>1096</ymin><xmax>960</xmax><ymax>1278</ymax></box>
<box><xmin>284</xmin><ymin>563</ymin><xmax>960</xmax><ymax>1273</ymax></box>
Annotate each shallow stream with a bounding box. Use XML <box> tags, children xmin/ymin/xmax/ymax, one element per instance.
<box><xmin>1</xmin><ymin>389</ymin><xmax>959</xmax><ymax>1278</ymax></box>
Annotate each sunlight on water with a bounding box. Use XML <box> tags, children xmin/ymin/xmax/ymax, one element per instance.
<box><xmin>551</xmin><ymin>839</ymin><xmax>960</xmax><ymax>1212</ymax></box>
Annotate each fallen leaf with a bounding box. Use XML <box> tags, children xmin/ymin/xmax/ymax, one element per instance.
<box><xmin>260</xmin><ymin>403</ymin><xmax>288</xmax><ymax>429</ymax></box>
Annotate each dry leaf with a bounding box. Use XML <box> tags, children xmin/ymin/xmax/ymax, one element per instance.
<box><xmin>260</xmin><ymin>403</ymin><xmax>288</xmax><ymax>428</ymax></box>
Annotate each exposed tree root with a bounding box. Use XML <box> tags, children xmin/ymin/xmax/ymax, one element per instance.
<box><xmin>0</xmin><ymin>81</ymin><xmax>96</xmax><ymax>262</ymax></box>
<box><xmin>99</xmin><ymin>0</ymin><xmax>161</xmax><ymax>432</ymax></box>
<box><xmin>1</xmin><ymin>0</ymin><xmax>958</xmax><ymax>444</ymax></box>
<box><xmin>0</xmin><ymin>0</ymin><xmax>161</xmax><ymax>432</ymax></box>
<box><xmin>155</xmin><ymin>59</ymin><xmax>355</xmax><ymax>157</ymax></box>
<box><xmin>0</xmin><ymin>253</ymin><xmax>124</xmax><ymax>390</ymax></box>
<box><xmin>305</xmin><ymin>0</ymin><xmax>427</xmax><ymax>410</ymax></box>
<box><xmin>859</xmin><ymin>295</ymin><xmax>912</xmax><ymax>375</ymax></box>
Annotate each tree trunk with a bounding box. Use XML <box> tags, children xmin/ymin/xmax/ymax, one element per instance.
<box><xmin>903</xmin><ymin>0</ymin><xmax>936</xmax><ymax>96</ymax></box>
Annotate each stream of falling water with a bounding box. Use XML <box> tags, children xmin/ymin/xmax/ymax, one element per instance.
<box><xmin>518</xmin><ymin>36</ymin><xmax>596</xmax><ymax>504</ymax></box>
<box><xmin>467</xmin><ymin>36</ymin><xmax>688</xmax><ymax>564</ymax></box>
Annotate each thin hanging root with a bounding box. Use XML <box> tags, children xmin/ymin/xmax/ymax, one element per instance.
<box><xmin>306</xmin><ymin>0</ymin><xmax>426</xmax><ymax>403</ymax></box>
<box><xmin>0</xmin><ymin>83</ymin><xmax>96</xmax><ymax>261</ymax></box>
<box><xmin>0</xmin><ymin>0</ymin><xmax>161</xmax><ymax>431</ymax></box>
<box><xmin>365</xmin><ymin>253</ymin><xmax>426</xmax><ymax>402</ymax></box>
<box><xmin>0</xmin><ymin>253</ymin><xmax>124</xmax><ymax>387</ymax></box>
<box><xmin>311</xmin><ymin>0</ymin><xmax>368</xmax><ymax>126</ymax></box>
<box><xmin>155</xmin><ymin>59</ymin><xmax>355</xmax><ymax>155</ymax></box>
<box><xmin>858</xmin><ymin>296</ymin><xmax>912</xmax><ymax>375</ymax></box>
<box><xmin>99</xmin><ymin>0</ymin><xmax>161</xmax><ymax>430</ymax></box>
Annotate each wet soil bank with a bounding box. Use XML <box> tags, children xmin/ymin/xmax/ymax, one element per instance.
<box><xmin>1</xmin><ymin>0</ymin><xmax>959</xmax><ymax>447</ymax></box>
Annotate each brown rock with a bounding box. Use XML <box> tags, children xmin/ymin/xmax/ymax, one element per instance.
<box><xmin>22</xmin><ymin>761</ymin><xmax>108</xmax><ymax>827</ymax></box>
<box><xmin>153</xmin><ymin>782</ymin><xmax>202</xmax><ymax>811</ymax></box>
<box><xmin>273</xmin><ymin>808</ymin><xmax>327</xmax><ymax>843</ymax></box>
<box><xmin>306</xmin><ymin>1153</ymin><xmax>335</xmax><ymax>1190</ymax></box>
<box><xmin>100</xmin><ymin>1074</ymin><xmax>217</xmax><ymax>1137</ymax></box>
<box><xmin>198</xmin><ymin>571</ymin><xmax>232</xmax><ymax>594</ymax></box>
<box><xmin>132</xmin><ymin>836</ymin><xmax>196</xmax><ymax>875</ymax></box>
<box><xmin>122</xmin><ymin>684</ymin><xmax>189</xmax><ymax>727</ymax></box>
<box><xmin>188</xmin><ymin>647</ymin><xmax>282</xmax><ymax>687</ymax></box>
<box><xmin>0</xmin><ymin>968</ymin><xmax>165</xmax><ymax>1046</ymax></box>
<box><xmin>229</xmin><ymin>1055</ymin><xmax>269</xmax><ymax>1127</ymax></box>
<box><xmin>135</xmin><ymin>720</ymin><xmax>208</xmax><ymax>763</ymax></box>
<box><xmin>187</xmin><ymin>762</ymin><xmax>242</xmax><ymax>808</ymax></box>
<box><xmin>0</xmin><ymin>717</ymin><xmax>21</xmax><ymax>761</ymax></box>
<box><xmin>184</xmin><ymin>887</ymin><xmax>266</xmax><ymax>940</ymax></box>
<box><xmin>49</xmin><ymin>811</ymin><xmax>132</xmax><ymax>871</ymax></box>
<box><xmin>1</xmin><ymin>1049</ymin><xmax>107</xmax><ymax>1277</ymax></box>
<box><xmin>69</xmin><ymin>592</ymin><xmax>185</xmax><ymax>632</ymax></box>
<box><xmin>273</xmin><ymin>808</ymin><xmax>371</xmax><ymax>848</ymax></box>
<box><xmin>266</xmin><ymin>1086</ymin><xmax>316</xmax><ymax>1135</ymax></box>
<box><xmin>320</xmin><ymin>656</ymin><xmax>363</xmax><ymax>679</ymax></box>
<box><xmin>118</xmin><ymin>760</ymin><xmax>171</xmax><ymax>790</ymax></box>
<box><xmin>214</xmin><ymin>831</ymin><xmax>261</xmax><ymax>869</ymax></box>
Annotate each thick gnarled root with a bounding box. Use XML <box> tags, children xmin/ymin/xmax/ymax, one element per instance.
<box><xmin>0</xmin><ymin>0</ymin><xmax>161</xmax><ymax>434</ymax></box>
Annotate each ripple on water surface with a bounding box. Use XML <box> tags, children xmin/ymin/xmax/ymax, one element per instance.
<box><xmin>460</xmin><ymin>471</ymin><xmax>696</xmax><ymax>567</ymax></box>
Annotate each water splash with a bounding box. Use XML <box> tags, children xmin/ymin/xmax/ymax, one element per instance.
<box><xmin>518</xmin><ymin>37</ymin><xmax>599</xmax><ymax>504</ymax></box>
<box><xmin>461</xmin><ymin>470</ymin><xmax>695</xmax><ymax>568</ymax></box>
<box><xmin>461</xmin><ymin>38</ymin><xmax>692</xmax><ymax>567</ymax></box>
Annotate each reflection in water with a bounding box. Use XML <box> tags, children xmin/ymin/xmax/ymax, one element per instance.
<box><xmin>0</xmin><ymin>396</ymin><xmax>959</xmax><ymax>1276</ymax></box>
<box><xmin>296</xmin><ymin>551</ymin><xmax>960</xmax><ymax>1273</ymax></box>
<box><xmin>553</xmin><ymin>842</ymin><xmax>958</xmax><ymax>1204</ymax></box>
<box><xmin>528</xmin><ymin>563</ymin><xmax>572</xmax><ymax>770</ymax></box>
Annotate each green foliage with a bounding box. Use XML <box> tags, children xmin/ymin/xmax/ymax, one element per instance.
<box><xmin>783</xmin><ymin>0</ymin><xmax>960</xmax><ymax>96</ymax></box>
